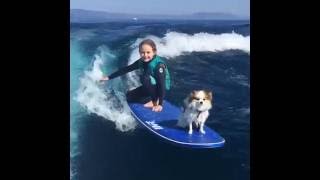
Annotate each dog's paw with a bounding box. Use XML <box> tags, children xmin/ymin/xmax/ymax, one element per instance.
<box><xmin>188</xmin><ymin>130</ymin><xmax>193</xmax><ymax>134</ymax></box>
<box><xmin>200</xmin><ymin>129</ymin><xmax>206</xmax><ymax>134</ymax></box>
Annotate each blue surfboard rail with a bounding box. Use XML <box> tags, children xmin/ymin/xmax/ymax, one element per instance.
<box><xmin>128</xmin><ymin>100</ymin><xmax>225</xmax><ymax>148</ymax></box>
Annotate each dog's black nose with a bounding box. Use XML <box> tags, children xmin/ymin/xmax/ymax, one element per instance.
<box><xmin>200</xmin><ymin>101</ymin><xmax>203</xmax><ymax>104</ymax></box>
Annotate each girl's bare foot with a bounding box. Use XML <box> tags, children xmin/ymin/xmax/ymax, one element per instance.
<box><xmin>152</xmin><ymin>105</ymin><xmax>163</xmax><ymax>112</ymax></box>
<box><xmin>143</xmin><ymin>101</ymin><xmax>154</xmax><ymax>108</ymax></box>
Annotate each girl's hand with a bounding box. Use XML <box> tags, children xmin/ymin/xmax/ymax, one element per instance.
<box><xmin>152</xmin><ymin>105</ymin><xmax>163</xmax><ymax>112</ymax></box>
<box><xmin>99</xmin><ymin>76</ymin><xmax>109</xmax><ymax>82</ymax></box>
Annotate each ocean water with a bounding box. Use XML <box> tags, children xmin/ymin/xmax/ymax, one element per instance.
<box><xmin>70</xmin><ymin>20</ymin><xmax>250</xmax><ymax>180</ymax></box>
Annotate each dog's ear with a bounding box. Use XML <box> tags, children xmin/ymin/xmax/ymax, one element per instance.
<box><xmin>189</xmin><ymin>91</ymin><xmax>197</xmax><ymax>102</ymax></box>
<box><xmin>206</xmin><ymin>91</ymin><xmax>213</xmax><ymax>101</ymax></box>
<box><xmin>191</xmin><ymin>90</ymin><xmax>197</xmax><ymax>97</ymax></box>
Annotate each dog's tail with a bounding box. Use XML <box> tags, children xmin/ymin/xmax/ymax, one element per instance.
<box><xmin>176</xmin><ymin>115</ymin><xmax>188</xmax><ymax>128</ymax></box>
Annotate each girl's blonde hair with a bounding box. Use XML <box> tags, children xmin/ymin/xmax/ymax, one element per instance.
<box><xmin>139</xmin><ymin>39</ymin><xmax>157</xmax><ymax>52</ymax></box>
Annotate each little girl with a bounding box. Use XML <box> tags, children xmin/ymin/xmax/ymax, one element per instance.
<box><xmin>100</xmin><ymin>39</ymin><xmax>171</xmax><ymax>112</ymax></box>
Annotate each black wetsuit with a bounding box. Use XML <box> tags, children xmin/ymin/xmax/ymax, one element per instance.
<box><xmin>108</xmin><ymin>57</ymin><xmax>167</xmax><ymax>105</ymax></box>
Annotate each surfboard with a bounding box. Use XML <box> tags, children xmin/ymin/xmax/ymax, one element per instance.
<box><xmin>128</xmin><ymin>100</ymin><xmax>225</xmax><ymax>148</ymax></box>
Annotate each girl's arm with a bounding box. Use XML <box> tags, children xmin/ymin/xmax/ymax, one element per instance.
<box><xmin>155</xmin><ymin>63</ymin><xmax>167</xmax><ymax>106</ymax></box>
<box><xmin>102</xmin><ymin>60</ymin><xmax>140</xmax><ymax>80</ymax></box>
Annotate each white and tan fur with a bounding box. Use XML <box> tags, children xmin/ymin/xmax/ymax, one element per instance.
<box><xmin>177</xmin><ymin>90</ymin><xmax>213</xmax><ymax>134</ymax></box>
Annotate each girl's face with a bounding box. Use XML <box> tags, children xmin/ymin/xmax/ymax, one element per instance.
<box><xmin>139</xmin><ymin>44</ymin><xmax>156</xmax><ymax>62</ymax></box>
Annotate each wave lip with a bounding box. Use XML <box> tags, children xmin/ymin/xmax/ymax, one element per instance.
<box><xmin>75</xmin><ymin>50</ymin><xmax>137</xmax><ymax>132</ymax></box>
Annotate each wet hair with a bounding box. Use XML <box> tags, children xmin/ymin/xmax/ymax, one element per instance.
<box><xmin>139</xmin><ymin>39</ymin><xmax>157</xmax><ymax>52</ymax></box>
